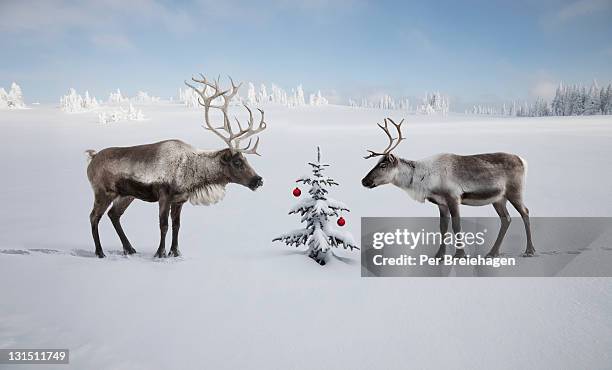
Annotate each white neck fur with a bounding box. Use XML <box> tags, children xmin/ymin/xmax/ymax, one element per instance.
<box><xmin>189</xmin><ymin>184</ymin><xmax>226</xmax><ymax>206</ymax></box>
<box><xmin>393</xmin><ymin>160</ymin><xmax>430</xmax><ymax>203</ymax></box>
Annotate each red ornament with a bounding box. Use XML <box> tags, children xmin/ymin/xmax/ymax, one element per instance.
<box><xmin>337</xmin><ymin>217</ymin><xmax>346</xmax><ymax>227</ymax></box>
<box><xmin>292</xmin><ymin>187</ymin><xmax>301</xmax><ymax>197</ymax></box>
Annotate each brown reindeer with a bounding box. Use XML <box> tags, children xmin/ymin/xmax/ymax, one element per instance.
<box><xmin>86</xmin><ymin>74</ymin><xmax>267</xmax><ymax>258</ymax></box>
<box><xmin>361</xmin><ymin>118</ymin><xmax>535</xmax><ymax>258</ymax></box>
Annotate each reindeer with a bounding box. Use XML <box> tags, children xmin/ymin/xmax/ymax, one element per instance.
<box><xmin>361</xmin><ymin>118</ymin><xmax>535</xmax><ymax>258</ymax></box>
<box><xmin>86</xmin><ymin>74</ymin><xmax>266</xmax><ymax>258</ymax></box>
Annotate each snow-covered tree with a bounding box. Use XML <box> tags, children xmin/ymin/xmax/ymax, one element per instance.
<box><xmin>0</xmin><ymin>83</ymin><xmax>27</xmax><ymax>109</ymax></box>
<box><xmin>273</xmin><ymin>147</ymin><xmax>357</xmax><ymax>265</ymax></box>
<box><xmin>309</xmin><ymin>90</ymin><xmax>329</xmax><ymax>106</ymax></box>
<box><xmin>84</xmin><ymin>91</ymin><xmax>99</xmax><ymax>109</ymax></box>
<box><xmin>98</xmin><ymin>104</ymin><xmax>146</xmax><ymax>124</ymax></box>
<box><xmin>398</xmin><ymin>98</ymin><xmax>410</xmax><ymax>111</ymax></box>
<box><xmin>348</xmin><ymin>95</ymin><xmax>410</xmax><ymax>111</ymax></box>
<box><xmin>60</xmin><ymin>88</ymin><xmax>84</xmax><ymax>112</ymax></box>
<box><xmin>7</xmin><ymin>83</ymin><xmax>26</xmax><ymax>108</ymax></box>
<box><xmin>0</xmin><ymin>88</ymin><xmax>9</xmax><ymax>109</ymax></box>
<box><xmin>270</xmin><ymin>84</ymin><xmax>287</xmax><ymax>105</ymax></box>
<box><xmin>126</xmin><ymin>103</ymin><xmax>145</xmax><ymax>120</ymax></box>
<box><xmin>132</xmin><ymin>91</ymin><xmax>161</xmax><ymax>104</ymax></box>
<box><xmin>247</xmin><ymin>83</ymin><xmax>257</xmax><ymax>106</ymax></box>
<box><xmin>60</xmin><ymin>88</ymin><xmax>99</xmax><ymax>112</ymax></box>
<box><xmin>108</xmin><ymin>89</ymin><xmax>129</xmax><ymax>105</ymax></box>
<box><xmin>294</xmin><ymin>84</ymin><xmax>306</xmax><ymax>106</ymax></box>
<box><xmin>243</xmin><ymin>82</ymin><xmax>328</xmax><ymax>108</ymax></box>
<box><xmin>584</xmin><ymin>81</ymin><xmax>601</xmax><ymax>115</ymax></box>
<box><xmin>601</xmin><ymin>84</ymin><xmax>612</xmax><ymax>114</ymax></box>
<box><xmin>258</xmin><ymin>84</ymin><xmax>269</xmax><ymax>103</ymax></box>
<box><xmin>178</xmin><ymin>87</ymin><xmax>200</xmax><ymax>108</ymax></box>
<box><xmin>416</xmin><ymin>92</ymin><xmax>449</xmax><ymax>115</ymax></box>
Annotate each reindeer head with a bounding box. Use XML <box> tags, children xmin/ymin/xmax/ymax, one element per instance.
<box><xmin>361</xmin><ymin>118</ymin><xmax>404</xmax><ymax>189</ymax></box>
<box><xmin>186</xmin><ymin>74</ymin><xmax>266</xmax><ymax>191</ymax></box>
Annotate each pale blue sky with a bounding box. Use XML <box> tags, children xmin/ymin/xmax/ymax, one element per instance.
<box><xmin>1</xmin><ymin>0</ymin><xmax>611</xmax><ymax>108</ymax></box>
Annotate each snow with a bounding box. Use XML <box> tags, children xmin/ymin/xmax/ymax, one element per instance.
<box><xmin>0</xmin><ymin>104</ymin><xmax>611</xmax><ymax>369</ymax></box>
<box><xmin>98</xmin><ymin>104</ymin><xmax>146</xmax><ymax>124</ymax></box>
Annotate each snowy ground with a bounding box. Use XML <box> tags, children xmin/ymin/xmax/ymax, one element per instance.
<box><xmin>0</xmin><ymin>104</ymin><xmax>611</xmax><ymax>369</ymax></box>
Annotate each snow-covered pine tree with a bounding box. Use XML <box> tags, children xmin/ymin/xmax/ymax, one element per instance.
<box><xmin>259</xmin><ymin>84</ymin><xmax>268</xmax><ymax>103</ymax></box>
<box><xmin>273</xmin><ymin>147</ymin><xmax>357</xmax><ymax>265</ymax></box>
<box><xmin>5</xmin><ymin>83</ymin><xmax>26</xmax><ymax>108</ymax></box>
<box><xmin>247</xmin><ymin>83</ymin><xmax>257</xmax><ymax>106</ymax></box>
<box><xmin>0</xmin><ymin>88</ymin><xmax>9</xmax><ymax>109</ymax></box>
<box><xmin>603</xmin><ymin>84</ymin><xmax>612</xmax><ymax>114</ymax></box>
<box><xmin>584</xmin><ymin>80</ymin><xmax>601</xmax><ymax>115</ymax></box>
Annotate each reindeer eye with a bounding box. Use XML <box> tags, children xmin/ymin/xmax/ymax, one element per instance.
<box><xmin>380</xmin><ymin>163</ymin><xmax>387</xmax><ymax>168</ymax></box>
<box><xmin>233</xmin><ymin>159</ymin><xmax>242</xmax><ymax>167</ymax></box>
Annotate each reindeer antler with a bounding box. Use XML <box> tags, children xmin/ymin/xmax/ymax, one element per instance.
<box><xmin>364</xmin><ymin>118</ymin><xmax>405</xmax><ymax>159</ymax></box>
<box><xmin>185</xmin><ymin>74</ymin><xmax>267</xmax><ymax>155</ymax></box>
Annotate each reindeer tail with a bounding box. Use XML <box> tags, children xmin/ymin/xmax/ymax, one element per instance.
<box><xmin>85</xmin><ymin>149</ymin><xmax>97</xmax><ymax>164</ymax></box>
<box><xmin>518</xmin><ymin>155</ymin><xmax>528</xmax><ymax>187</ymax></box>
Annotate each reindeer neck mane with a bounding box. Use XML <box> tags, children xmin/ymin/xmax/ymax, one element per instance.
<box><xmin>394</xmin><ymin>158</ymin><xmax>430</xmax><ymax>203</ymax></box>
<box><xmin>188</xmin><ymin>183</ymin><xmax>226</xmax><ymax>206</ymax></box>
<box><xmin>182</xmin><ymin>149</ymin><xmax>228</xmax><ymax>206</ymax></box>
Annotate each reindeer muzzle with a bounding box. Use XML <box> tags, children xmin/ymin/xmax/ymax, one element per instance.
<box><xmin>362</xmin><ymin>178</ymin><xmax>376</xmax><ymax>188</ymax></box>
<box><xmin>249</xmin><ymin>176</ymin><xmax>264</xmax><ymax>190</ymax></box>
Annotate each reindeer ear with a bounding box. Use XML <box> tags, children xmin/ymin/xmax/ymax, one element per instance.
<box><xmin>220</xmin><ymin>149</ymin><xmax>233</xmax><ymax>163</ymax></box>
<box><xmin>387</xmin><ymin>154</ymin><xmax>397</xmax><ymax>164</ymax></box>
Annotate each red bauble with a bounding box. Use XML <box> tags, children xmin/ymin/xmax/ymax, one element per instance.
<box><xmin>292</xmin><ymin>187</ymin><xmax>301</xmax><ymax>197</ymax></box>
<box><xmin>337</xmin><ymin>217</ymin><xmax>346</xmax><ymax>227</ymax></box>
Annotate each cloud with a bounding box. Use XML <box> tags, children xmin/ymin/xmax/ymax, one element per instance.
<box><xmin>0</xmin><ymin>0</ymin><xmax>195</xmax><ymax>36</ymax></box>
<box><xmin>530</xmin><ymin>79</ymin><xmax>558</xmax><ymax>100</ymax></box>
<box><xmin>91</xmin><ymin>34</ymin><xmax>135</xmax><ymax>51</ymax></box>
<box><xmin>544</xmin><ymin>0</ymin><xmax>611</xmax><ymax>26</ymax></box>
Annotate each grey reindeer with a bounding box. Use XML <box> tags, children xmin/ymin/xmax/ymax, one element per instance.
<box><xmin>86</xmin><ymin>74</ymin><xmax>266</xmax><ymax>258</ymax></box>
<box><xmin>361</xmin><ymin>118</ymin><xmax>535</xmax><ymax>258</ymax></box>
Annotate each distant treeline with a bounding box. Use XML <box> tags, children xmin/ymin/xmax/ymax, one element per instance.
<box><xmin>470</xmin><ymin>81</ymin><xmax>612</xmax><ymax>117</ymax></box>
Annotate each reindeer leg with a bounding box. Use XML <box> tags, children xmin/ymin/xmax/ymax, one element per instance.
<box><xmin>154</xmin><ymin>191</ymin><xmax>171</xmax><ymax>258</ymax></box>
<box><xmin>108</xmin><ymin>196</ymin><xmax>136</xmax><ymax>255</ymax></box>
<box><xmin>486</xmin><ymin>201</ymin><xmax>511</xmax><ymax>258</ymax></box>
<box><xmin>90</xmin><ymin>191</ymin><xmax>114</xmax><ymax>258</ymax></box>
<box><xmin>168</xmin><ymin>201</ymin><xmax>185</xmax><ymax>257</ymax></box>
<box><xmin>509</xmin><ymin>197</ymin><xmax>535</xmax><ymax>257</ymax></box>
<box><xmin>435</xmin><ymin>204</ymin><xmax>450</xmax><ymax>259</ymax></box>
<box><xmin>448</xmin><ymin>198</ymin><xmax>466</xmax><ymax>259</ymax></box>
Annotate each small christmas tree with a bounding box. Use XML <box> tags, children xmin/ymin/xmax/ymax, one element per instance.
<box><xmin>273</xmin><ymin>147</ymin><xmax>358</xmax><ymax>265</ymax></box>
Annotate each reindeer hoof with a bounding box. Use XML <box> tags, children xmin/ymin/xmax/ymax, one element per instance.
<box><xmin>96</xmin><ymin>251</ymin><xmax>106</xmax><ymax>258</ymax></box>
<box><xmin>124</xmin><ymin>246</ymin><xmax>137</xmax><ymax>255</ymax></box>
<box><xmin>522</xmin><ymin>249</ymin><xmax>536</xmax><ymax>257</ymax></box>
<box><xmin>154</xmin><ymin>250</ymin><xmax>167</xmax><ymax>258</ymax></box>
<box><xmin>168</xmin><ymin>249</ymin><xmax>181</xmax><ymax>257</ymax></box>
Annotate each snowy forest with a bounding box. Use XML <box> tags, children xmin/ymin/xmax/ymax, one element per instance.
<box><xmin>471</xmin><ymin>81</ymin><xmax>612</xmax><ymax>117</ymax></box>
<box><xmin>178</xmin><ymin>82</ymin><xmax>328</xmax><ymax>108</ymax></box>
<box><xmin>3</xmin><ymin>80</ymin><xmax>612</xmax><ymax>118</ymax></box>
<box><xmin>348</xmin><ymin>92</ymin><xmax>450</xmax><ymax>115</ymax></box>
